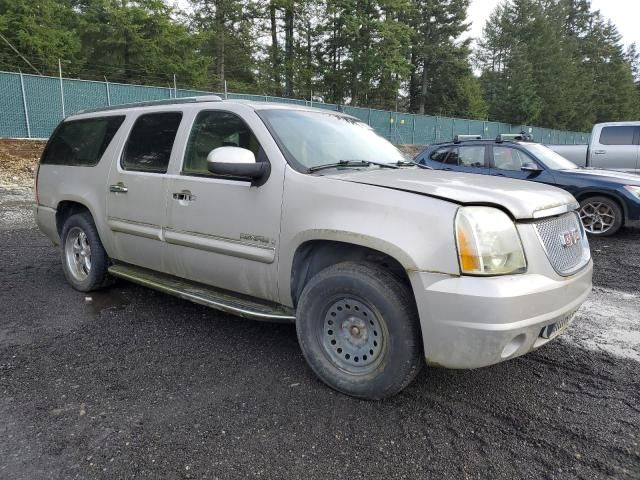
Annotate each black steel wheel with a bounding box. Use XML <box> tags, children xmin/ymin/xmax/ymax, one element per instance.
<box><xmin>296</xmin><ymin>261</ymin><xmax>423</xmax><ymax>400</ymax></box>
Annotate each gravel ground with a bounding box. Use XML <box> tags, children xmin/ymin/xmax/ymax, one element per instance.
<box><xmin>0</xmin><ymin>188</ymin><xmax>639</xmax><ymax>480</ymax></box>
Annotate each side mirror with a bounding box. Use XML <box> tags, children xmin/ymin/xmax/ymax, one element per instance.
<box><xmin>206</xmin><ymin>146</ymin><xmax>269</xmax><ymax>184</ymax></box>
<box><xmin>521</xmin><ymin>162</ymin><xmax>542</xmax><ymax>172</ymax></box>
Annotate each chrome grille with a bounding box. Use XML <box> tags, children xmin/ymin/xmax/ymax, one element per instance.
<box><xmin>534</xmin><ymin>212</ymin><xmax>590</xmax><ymax>276</ymax></box>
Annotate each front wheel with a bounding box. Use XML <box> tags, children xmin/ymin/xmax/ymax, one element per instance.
<box><xmin>296</xmin><ymin>262</ymin><xmax>423</xmax><ymax>400</ymax></box>
<box><xmin>578</xmin><ymin>196</ymin><xmax>623</xmax><ymax>236</ymax></box>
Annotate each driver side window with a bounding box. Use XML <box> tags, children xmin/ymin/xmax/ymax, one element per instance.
<box><xmin>183</xmin><ymin>111</ymin><xmax>261</xmax><ymax>176</ymax></box>
<box><xmin>493</xmin><ymin>146</ymin><xmax>533</xmax><ymax>171</ymax></box>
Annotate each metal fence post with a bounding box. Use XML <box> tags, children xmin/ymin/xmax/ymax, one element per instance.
<box><xmin>58</xmin><ymin>59</ymin><xmax>66</xmax><ymax>118</ymax></box>
<box><xmin>104</xmin><ymin>76</ymin><xmax>111</xmax><ymax>106</ymax></box>
<box><xmin>435</xmin><ymin>116</ymin><xmax>440</xmax><ymax>142</ymax></box>
<box><xmin>19</xmin><ymin>70</ymin><xmax>31</xmax><ymax>138</ymax></box>
<box><xmin>412</xmin><ymin>116</ymin><xmax>416</xmax><ymax>144</ymax></box>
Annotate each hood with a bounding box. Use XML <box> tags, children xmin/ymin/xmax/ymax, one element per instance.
<box><xmin>326</xmin><ymin>168</ymin><xmax>578</xmax><ymax>220</ymax></box>
<box><xmin>560</xmin><ymin>168</ymin><xmax>640</xmax><ymax>185</ymax></box>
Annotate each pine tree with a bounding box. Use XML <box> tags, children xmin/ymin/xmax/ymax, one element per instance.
<box><xmin>407</xmin><ymin>0</ymin><xmax>482</xmax><ymax>117</ymax></box>
<box><xmin>0</xmin><ymin>0</ymin><xmax>83</xmax><ymax>75</ymax></box>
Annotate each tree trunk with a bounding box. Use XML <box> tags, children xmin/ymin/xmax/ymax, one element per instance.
<box><xmin>270</xmin><ymin>2</ymin><xmax>282</xmax><ymax>96</ymax></box>
<box><xmin>215</xmin><ymin>1</ymin><xmax>225</xmax><ymax>91</ymax></box>
<box><xmin>419</xmin><ymin>59</ymin><xmax>428</xmax><ymax>115</ymax></box>
<box><xmin>306</xmin><ymin>19</ymin><xmax>312</xmax><ymax>99</ymax></box>
<box><xmin>284</xmin><ymin>4</ymin><xmax>294</xmax><ymax>97</ymax></box>
<box><xmin>409</xmin><ymin>48</ymin><xmax>419</xmax><ymax>112</ymax></box>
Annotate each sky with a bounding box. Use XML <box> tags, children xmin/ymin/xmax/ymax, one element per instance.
<box><xmin>468</xmin><ymin>0</ymin><xmax>640</xmax><ymax>48</ymax></box>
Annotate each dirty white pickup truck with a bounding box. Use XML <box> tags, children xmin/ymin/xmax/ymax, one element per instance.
<box><xmin>35</xmin><ymin>97</ymin><xmax>593</xmax><ymax>399</ymax></box>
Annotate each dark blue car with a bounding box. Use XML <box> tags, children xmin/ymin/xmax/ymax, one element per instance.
<box><xmin>416</xmin><ymin>136</ymin><xmax>640</xmax><ymax>236</ymax></box>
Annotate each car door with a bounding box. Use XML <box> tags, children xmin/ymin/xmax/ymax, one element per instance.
<box><xmin>443</xmin><ymin>145</ymin><xmax>491</xmax><ymax>175</ymax></box>
<box><xmin>490</xmin><ymin>145</ymin><xmax>556</xmax><ymax>184</ymax></box>
<box><xmin>590</xmin><ymin>125</ymin><xmax>639</xmax><ymax>172</ymax></box>
<box><xmin>106</xmin><ymin>111</ymin><xmax>182</xmax><ymax>272</ymax></box>
<box><xmin>163</xmin><ymin>107</ymin><xmax>285</xmax><ymax>303</ymax></box>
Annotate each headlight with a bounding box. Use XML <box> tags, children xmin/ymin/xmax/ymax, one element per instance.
<box><xmin>624</xmin><ymin>185</ymin><xmax>640</xmax><ymax>199</ymax></box>
<box><xmin>455</xmin><ymin>206</ymin><xmax>526</xmax><ymax>275</ymax></box>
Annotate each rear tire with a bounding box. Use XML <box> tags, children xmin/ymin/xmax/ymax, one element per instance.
<box><xmin>60</xmin><ymin>212</ymin><xmax>112</xmax><ymax>292</ymax></box>
<box><xmin>296</xmin><ymin>261</ymin><xmax>423</xmax><ymax>400</ymax></box>
<box><xmin>578</xmin><ymin>196</ymin><xmax>623</xmax><ymax>237</ymax></box>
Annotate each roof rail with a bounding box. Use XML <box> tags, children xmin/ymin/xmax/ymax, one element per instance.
<box><xmin>77</xmin><ymin>95</ymin><xmax>223</xmax><ymax>115</ymax></box>
<box><xmin>453</xmin><ymin>134</ymin><xmax>482</xmax><ymax>143</ymax></box>
<box><xmin>495</xmin><ymin>133</ymin><xmax>534</xmax><ymax>143</ymax></box>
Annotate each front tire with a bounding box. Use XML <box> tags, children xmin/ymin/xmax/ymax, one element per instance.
<box><xmin>296</xmin><ymin>262</ymin><xmax>423</xmax><ymax>400</ymax></box>
<box><xmin>578</xmin><ymin>196</ymin><xmax>623</xmax><ymax>236</ymax></box>
<box><xmin>60</xmin><ymin>212</ymin><xmax>112</xmax><ymax>292</ymax></box>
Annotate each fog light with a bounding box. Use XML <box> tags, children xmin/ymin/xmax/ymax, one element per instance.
<box><xmin>501</xmin><ymin>334</ymin><xmax>526</xmax><ymax>358</ymax></box>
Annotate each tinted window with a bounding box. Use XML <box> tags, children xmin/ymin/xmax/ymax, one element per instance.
<box><xmin>184</xmin><ymin>111</ymin><xmax>261</xmax><ymax>175</ymax></box>
<box><xmin>493</xmin><ymin>146</ymin><xmax>533</xmax><ymax>171</ymax></box>
<box><xmin>448</xmin><ymin>146</ymin><xmax>486</xmax><ymax>168</ymax></box>
<box><xmin>599</xmin><ymin>126</ymin><xmax>635</xmax><ymax>145</ymax></box>
<box><xmin>429</xmin><ymin>147</ymin><xmax>450</xmax><ymax>163</ymax></box>
<box><xmin>122</xmin><ymin>112</ymin><xmax>182</xmax><ymax>173</ymax></box>
<box><xmin>41</xmin><ymin>116</ymin><xmax>124</xmax><ymax>166</ymax></box>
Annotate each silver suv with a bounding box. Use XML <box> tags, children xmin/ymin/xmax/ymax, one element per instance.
<box><xmin>35</xmin><ymin>97</ymin><xmax>593</xmax><ymax>399</ymax></box>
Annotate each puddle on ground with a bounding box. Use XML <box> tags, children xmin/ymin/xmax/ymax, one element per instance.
<box><xmin>84</xmin><ymin>290</ymin><xmax>130</xmax><ymax>317</ymax></box>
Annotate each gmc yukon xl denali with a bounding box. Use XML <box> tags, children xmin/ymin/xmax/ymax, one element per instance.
<box><xmin>35</xmin><ymin>97</ymin><xmax>593</xmax><ymax>399</ymax></box>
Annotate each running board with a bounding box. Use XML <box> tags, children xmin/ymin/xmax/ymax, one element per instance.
<box><xmin>108</xmin><ymin>263</ymin><xmax>296</xmax><ymax>323</ymax></box>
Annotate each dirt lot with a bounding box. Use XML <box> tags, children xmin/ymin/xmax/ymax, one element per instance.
<box><xmin>0</xmin><ymin>139</ymin><xmax>45</xmax><ymax>189</ymax></box>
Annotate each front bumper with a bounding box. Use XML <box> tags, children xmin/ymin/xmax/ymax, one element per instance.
<box><xmin>410</xmin><ymin>260</ymin><xmax>593</xmax><ymax>369</ymax></box>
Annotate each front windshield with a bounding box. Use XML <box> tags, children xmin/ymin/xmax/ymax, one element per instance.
<box><xmin>522</xmin><ymin>143</ymin><xmax>578</xmax><ymax>170</ymax></box>
<box><xmin>259</xmin><ymin>109</ymin><xmax>407</xmax><ymax>170</ymax></box>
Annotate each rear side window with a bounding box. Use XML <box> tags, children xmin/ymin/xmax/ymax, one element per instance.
<box><xmin>447</xmin><ymin>146</ymin><xmax>487</xmax><ymax>168</ymax></box>
<box><xmin>122</xmin><ymin>112</ymin><xmax>182</xmax><ymax>173</ymax></box>
<box><xmin>599</xmin><ymin>126</ymin><xmax>636</xmax><ymax>145</ymax></box>
<box><xmin>41</xmin><ymin>116</ymin><xmax>125</xmax><ymax>166</ymax></box>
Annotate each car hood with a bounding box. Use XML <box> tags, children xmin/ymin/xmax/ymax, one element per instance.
<box><xmin>559</xmin><ymin>168</ymin><xmax>640</xmax><ymax>185</ymax></box>
<box><xmin>326</xmin><ymin>168</ymin><xmax>578</xmax><ymax>220</ymax></box>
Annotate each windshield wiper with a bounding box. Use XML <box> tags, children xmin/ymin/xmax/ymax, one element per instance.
<box><xmin>308</xmin><ymin>159</ymin><xmax>398</xmax><ymax>172</ymax></box>
<box><xmin>396</xmin><ymin>160</ymin><xmax>432</xmax><ymax>169</ymax></box>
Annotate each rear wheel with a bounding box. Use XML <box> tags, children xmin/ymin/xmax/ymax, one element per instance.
<box><xmin>296</xmin><ymin>261</ymin><xmax>423</xmax><ymax>400</ymax></box>
<box><xmin>61</xmin><ymin>212</ymin><xmax>112</xmax><ymax>291</ymax></box>
<box><xmin>578</xmin><ymin>196</ymin><xmax>623</xmax><ymax>236</ymax></box>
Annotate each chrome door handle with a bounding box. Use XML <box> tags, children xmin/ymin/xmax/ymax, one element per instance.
<box><xmin>593</xmin><ymin>150</ymin><xmax>606</xmax><ymax>154</ymax></box>
<box><xmin>173</xmin><ymin>190</ymin><xmax>196</xmax><ymax>202</ymax></box>
<box><xmin>109</xmin><ymin>183</ymin><xmax>128</xmax><ymax>193</ymax></box>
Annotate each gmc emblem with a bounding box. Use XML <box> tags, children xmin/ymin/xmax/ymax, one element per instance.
<box><xmin>560</xmin><ymin>229</ymin><xmax>581</xmax><ymax>247</ymax></box>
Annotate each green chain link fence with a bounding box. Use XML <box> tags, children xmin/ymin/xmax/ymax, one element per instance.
<box><xmin>0</xmin><ymin>71</ymin><xmax>591</xmax><ymax>144</ymax></box>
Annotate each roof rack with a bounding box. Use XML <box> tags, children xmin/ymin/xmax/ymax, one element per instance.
<box><xmin>495</xmin><ymin>133</ymin><xmax>534</xmax><ymax>143</ymax></box>
<box><xmin>77</xmin><ymin>95</ymin><xmax>223</xmax><ymax>115</ymax></box>
<box><xmin>453</xmin><ymin>134</ymin><xmax>482</xmax><ymax>143</ymax></box>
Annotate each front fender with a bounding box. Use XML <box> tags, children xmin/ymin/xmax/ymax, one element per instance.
<box><xmin>277</xmin><ymin>168</ymin><xmax>461</xmax><ymax>306</ymax></box>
